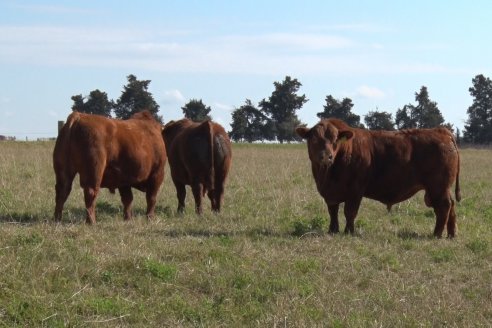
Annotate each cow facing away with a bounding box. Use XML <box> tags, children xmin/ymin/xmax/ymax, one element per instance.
<box><xmin>296</xmin><ymin>119</ymin><xmax>461</xmax><ymax>238</ymax></box>
<box><xmin>53</xmin><ymin>111</ymin><xmax>167</xmax><ymax>224</ymax></box>
<box><xmin>162</xmin><ymin>118</ymin><xmax>232</xmax><ymax>214</ymax></box>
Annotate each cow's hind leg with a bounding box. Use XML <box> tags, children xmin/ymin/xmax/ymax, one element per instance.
<box><xmin>209</xmin><ymin>181</ymin><xmax>225</xmax><ymax>213</ymax></box>
<box><xmin>174</xmin><ymin>181</ymin><xmax>186</xmax><ymax>214</ymax></box>
<box><xmin>447</xmin><ymin>199</ymin><xmax>457</xmax><ymax>238</ymax></box>
<box><xmin>54</xmin><ymin>171</ymin><xmax>76</xmax><ymax>221</ymax></box>
<box><xmin>430</xmin><ymin>194</ymin><xmax>452</xmax><ymax>238</ymax></box>
<box><xmin>207</xmin><ymin>189</ymin><xmax>217</xmax><ymax>212</ymax></box>
<box><xmin>327</xmin><ymin>203</ymin><xmax>340</xmax><ymax>234</ymax></box>
<box><xmin>119</xmin><ymin>187</ymin><xmax>133</xmax><ymax>220</ymax></box>
<box><xmin>191</xmin><ymin>182</ymin><xmax>204</xmax><ymax>215</ymax></box>
<box><xmin>83</xmin><ymin>186</ymin><xmax>99</xmax><ymax>224</ymax></box>
<box><xmin>145</xmin><ymin>183</ymin><xmax>161</xmax><ymax>220</ymax></box>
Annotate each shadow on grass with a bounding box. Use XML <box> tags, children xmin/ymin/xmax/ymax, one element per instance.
<box><xmin>0</xmin><ymin>201</ymin><xmax>122</xmax><ymax>224</ymax></box>
<box><xmin>397</xmin><ymin>229</ymin><xmax>434</xmax><ymax>240</ymax></box>
<box><xmin>47</xmin><ymin>204</ymin><xmax>172</xmax><ymax>224</ymax></box>
<box><xmin>0</xmin><ymin>212</ymin><xmax>47</xmax><ymax>224</ymax></box>
<box><xmin>159</xmin><ymin>226</ymin><xmax>282</xmax><ymax>239</ymax></box>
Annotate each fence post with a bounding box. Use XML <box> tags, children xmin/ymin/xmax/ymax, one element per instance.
<box><xmin>58</xmin><ymin>121</ymin><xmax>64</xmax><ymax>135</ymax></box>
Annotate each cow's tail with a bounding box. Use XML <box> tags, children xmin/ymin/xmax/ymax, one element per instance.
<box><xmin>54</xmin><ymin>112</ymin><xmax>80</xmax><ymax>164</ymax></box>
<box><xmin>200</xmin><ymin>120</ymin><xmax>215</xmax><ymax>193</ymax></box>
<box><xmin>451</xmin><ymin>132</ymin><xmax>461</xmax><ymax>202</ymax></box>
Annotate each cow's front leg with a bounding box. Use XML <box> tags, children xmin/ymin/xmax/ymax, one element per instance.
<box><xmin>327</xmin><ymin>203</ymin><xmax>340</xmax><ymax>234</ymax></box>
<box><xmin>344</xmin><ymin>197</ymin><xmax>362</xmax><ymax>234</ymax></box>
<box><xmin>119</xmin><ymin>186</ymin><xmax>133</xmax><ymax>220</ymax></box>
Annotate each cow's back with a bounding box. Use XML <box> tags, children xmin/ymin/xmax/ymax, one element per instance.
<box><xmin>164</xmin><ymin>119</ymin><xmax>231</xmax><ymax>189</ymax></box>
<box><xmin>364</xmin><ymin>127</ymin><xmax>459</xmax><ymax>205</ymax></box>
<box><xmin>55</xmin><ymin>112</ymin><xmax>166</xmax><ymax>189</ymax></box>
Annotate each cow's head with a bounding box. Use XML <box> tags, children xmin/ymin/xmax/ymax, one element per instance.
<box><xmin>296</xmin><ymin>120</ymin><xmax>354</xmax><ymax>168</ymax></box>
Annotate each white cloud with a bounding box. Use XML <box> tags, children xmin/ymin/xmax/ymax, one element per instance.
<box><xmin>223</xmin><ymin>33</ymin><xmax>353</xmax><ymax>50</ymax></box>
<box><xmin>213</xmin><ymin>102</ymin><xmax>233</xmax><ymax>112</ymax></box>
<box><xmin>3</xmin><ymin>111</ymin><xmax>14</xmax><ymax>118</ymax></box>
<box><xmin>356</xmin><ymin>85</ymin><xmax>386</xmax><ymax>99</ymax></box>
<box><xmin>161</xmin><ymin>89</ymin><xmax>185</xmax><ymax>104</ymax></box>
<box><xmin>12</xmin><ymin>4</ymin><xmax>95</xmax><ymax>15</ymax></box>
<box><xmin>0</xmin><ymin>24</ymin><xmax>460</xmax><ymax>76</ymax></box>
<box><xmin>371</xmin><ymin>43</ymin><xmax>384</xmax><ymax>50</ymax></box>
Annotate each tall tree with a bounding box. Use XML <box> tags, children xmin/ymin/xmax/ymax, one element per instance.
<box><xmin>71</xmin><ymin>89</ymin><xmax>113</xmax><ymax>117</ymax></box>
<box><xmin>364</xmin><ymin>110</ymin><xmax>395</xmax><ymax>130</ymax></box>
<box><xmin>181</xmin><ymin>99</ymin><xmax>212</xmax><ymax>122</ymax></box>
<box><xmin>113</xmin><ymin>74</ymin><xmax>162</xmax><ymax>122</ymax></box>
<box><xmin>317</xmin><ymin>95</ymin><xmax>361</xmax><ymax>127</ymax></box>
<box><xmin>464</xmin><ymin>74</ymin><xmax>492</xmax><ymax>144</ymax></box>
<box><xmin>71</xmin><ymin>95</ymin><xmax>85</xmax><ymax>112</ymax></box>
<box><xmin>413</xmin><ymin>86</ymin><xmax>444</xmax><ymax>128</ymax></box>
<box><xmin>229</xmin><ymin>99</ymin><xmax>270</xmax><ymax>142</ymax></box>
<box><xmin>395</xmin><ymin>86</ymin><xmax>445</xmax><ymax>129</ymax></box>
<box><xmin>259</xmin><ymin>76</ymin><xmax>307</xmax><ymax>143</ymax></box>
<box><xmin>395</xmin><ymin>104</ymin><xmax>415</xmax><ymax>129</ymax></box>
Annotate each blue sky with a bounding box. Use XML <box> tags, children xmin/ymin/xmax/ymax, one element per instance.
<box><xmin>1</xmin><ymin>1</ymin><xmax>491</xmax><ymax>139</ymax></box>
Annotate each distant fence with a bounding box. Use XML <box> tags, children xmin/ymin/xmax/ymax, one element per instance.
<box><xmin>0</xmin><ymin>135</ymin><xmax>16</xmax><ymax>141</ymax></box>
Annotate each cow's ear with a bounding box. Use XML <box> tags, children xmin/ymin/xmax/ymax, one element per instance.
<box><xmin>295</xmin><ymin>126</ymin><xmax>311</xmax><ymax>139</ymax></box>
<box><xmin>337</xmin><ymin>130</ymin><xmax>354</xmax><ymax>144</ymax></box>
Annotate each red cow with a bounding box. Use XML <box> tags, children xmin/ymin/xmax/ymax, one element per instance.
<box><xmin>296</xmin><ymin>119</ymin><xmax>461</xmax><ymax>238</ymax></box>
<box><xmin>53</xmin><ymin>111</ymin><xmax>167</xmax><ymax>224</ymax></box>
<box><xmin>162</xmin><ymin>118</ymin><xmax>232</xmax><ymax>214</ymax></box>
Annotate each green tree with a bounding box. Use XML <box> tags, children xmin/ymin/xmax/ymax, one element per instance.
<box><xmin>413</xmin><ymin>86</ymin><xmax>444</xmax><ymax>128</ymax></box>
<box><xmin>113</xmin><ymin>74</ymin><xmax>162</xmax><ymax>122</ymax></box>
<box><xmin>259</xmin><ymin>76</ymin><xmax>307</xmax><ymax>143</ymax></box>
<box><xmin>395</xmin><ymin>104</ymin><xmax>414</xmax><ymax>129</ymax></box>
<box><xmin>71</xmin><ymin>95</ymin><xmax>85</xmax><ymax>112</ymax></box>
<box><xmin>364</xmin><ymin>110</ymin><xmax>395</xmax><ymax>130</ymax></box>
<box><xmin>317</xmin><ymin>95</ymin><xmax>361</xmax><ymax>127</ymax></box>
<box><xmin>181</xmin><ymin>99</ymin><xmax>212</xmax><ymax>122</ymax></box>
<box><xmin>71</xmin><ymin>89</ymin><xmax>113</xmax><ymax>117</ymax></box>
<box><xmin>229</xmin><ymin>99</ymin><xmax>270</xmax><ymax>142</ymax></box>
<box><xmin>395</xmin><ymin>86</ymin><xmax>445</xmax><ymax>129</ymax></box>
<box><xmin>464</xmin><ymin>74</ymin><xmax>492</xmax><ymax>144</ymax></box>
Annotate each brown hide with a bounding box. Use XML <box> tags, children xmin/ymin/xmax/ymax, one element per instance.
<box><xmin>53</xmin><ymin>111</ymin><xmax>167</xmax><ymax>224</ymax></box>
<box><xmin>296</xmin><ymin>118</ymin><xmax>461</xmax><ymax>238</ymax></box>
<box><xmin>162</xmin><ymin>118</ymin><xmax>232</xmax><ymax>214</ymax></box>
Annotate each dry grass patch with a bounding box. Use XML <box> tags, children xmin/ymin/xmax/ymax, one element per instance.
<box><xmin>0</xmin><ymin>142</ymin><xmax>491</xmax><ymax>326</ymax></box>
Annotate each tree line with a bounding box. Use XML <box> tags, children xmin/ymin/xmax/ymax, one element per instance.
<box><xmin>72</xmin><ymin>74</ymin><xmax>492</xmax><ymax>144</ymax></box>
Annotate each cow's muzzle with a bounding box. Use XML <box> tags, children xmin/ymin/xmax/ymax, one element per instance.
<box><xmin>319</xmin><ymin>151</ymin><xmax>334</xmax><ymax>167</ymax></box>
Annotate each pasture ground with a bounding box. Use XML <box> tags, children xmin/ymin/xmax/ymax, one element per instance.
<box><xmin>0</xmin><ymin>141</ymin><xmax>491</xmax><ymax>327</ymax></box>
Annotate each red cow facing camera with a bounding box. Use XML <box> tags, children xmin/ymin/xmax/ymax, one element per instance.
<box><xmin>296</xmin><ymin>118</ymin><xmax>461</xmax><ymax>238</ymax></box>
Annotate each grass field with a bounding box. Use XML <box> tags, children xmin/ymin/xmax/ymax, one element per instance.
<box><xmin>0</xmin><ymin>141</ymin><xmax>491</xmax><ymax>327</ymax></box>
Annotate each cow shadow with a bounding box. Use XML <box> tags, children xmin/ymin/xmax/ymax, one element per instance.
<box><xmin>397</xmin><ymin>229</ymin><xmax>434</xmax><ymax>240</ymax></box>
<box><xmin>0</xmin><ymin>212</ymin><xmax>47</xmax><ymax>224</ymax></box>
<box><xmin>157</xmin><ymin>226</ymin><xmax>281</xmax><ymax>239</ymax></box>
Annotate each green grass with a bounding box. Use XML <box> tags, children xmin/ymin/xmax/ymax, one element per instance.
<box><xmin>0</xmin><ymin>141</ymin><xmax>492</xmax><ymax>326</ymax></box>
